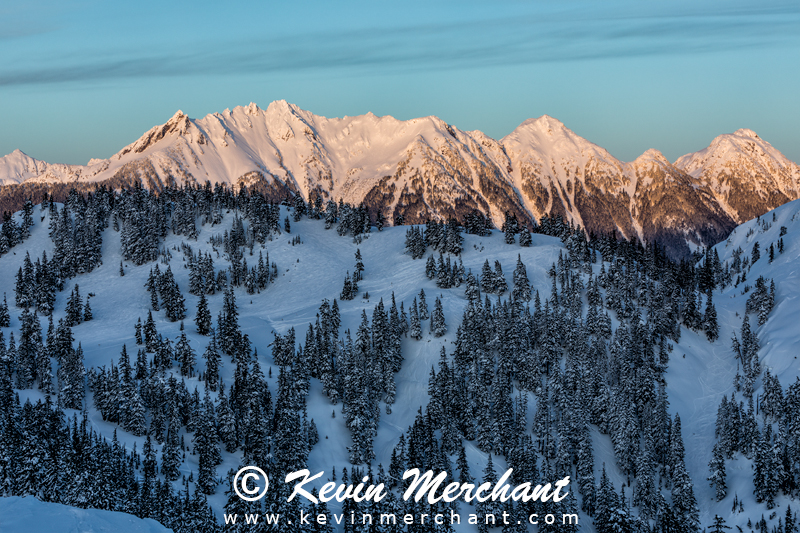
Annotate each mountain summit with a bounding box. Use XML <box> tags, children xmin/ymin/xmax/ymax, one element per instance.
<box><xmin>675</xmin><ymin>129</ymin><xmax>800</xmax><ymax>224</ymax></box>
<box><xmin>0</xmin><ymin>149</ymin><xmax>49</xmax><ymax>185</ymax></box>
<box><xmin>2</xmin><ymin>102</ymin><xmax>798</xmax><ymax>257</ymax></box>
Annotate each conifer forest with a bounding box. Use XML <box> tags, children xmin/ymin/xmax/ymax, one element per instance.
<box><xmin>0</xmin><ymin>184</ymin><xmax>798</xmax><ymax>533</ymax></box>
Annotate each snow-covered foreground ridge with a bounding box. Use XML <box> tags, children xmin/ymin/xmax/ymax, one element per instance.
<box><xmin>2</xmin><ymin>101</ymin><xmax>799</xmax><ymax>258</ymax></box>
<box><xmin>0</xmin><ymin>496</ymin><xmax>172</xmax><ymax>532</ymax></box>
<box><xmin>0</xmin><ymin>188</ymin><xmax>798</xmax><ymax>533</ymax></box>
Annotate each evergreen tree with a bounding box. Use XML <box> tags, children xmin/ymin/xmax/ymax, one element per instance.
<box><xmin>125</xmin><ymin>382</ymin><xmax>147</xmax><ymax>436</ymax></box>
<box><xmin>465</xmin><ymin>271</ymin><xmax>480</xmax><ymax>303</ymax></box>
<box><xmin>464</xmin><ymin>209</ymin><xmax>491</xmax><ymax>236</ymax></box>
<box><xmin>195</xmin><ymin>391</ymin><xmax>221</xmax><ymax>494</ymax></box>
<box><xmin>217</xmin><ymin>386</ymin><xmax>237</xmax><ymax>453</ymax></box>
<box><xmin>431</xmin><ymin>297</ymin><xmax>446</xmax><ymax>337</ymax></box>
<box><xmin>293</xmin><ymin>194</ymin><xmax>306</xmax><ymax>221</ymax></box>
<box><xmin>354</xmin><ymin>249</ymin><xmax>364</xmax><ymax>282</ymax></box>
<box><xmin>404</xmin><ymin>226</ymin><xmax>426</xmax><ymax>259</ymax></box>
<box><xmin>481</xmin><ymin>260</ymin><xmax>495</xmax><ymax>294</ymax></box>
<box><xmin>341</xmin><ymin>272</ymin><xmax>356</xmax><ymax>300</ymax></box>
<box><xmin>519</xmin><ymin>226</ymin><xmax>532</xmax><ymax>247</ymax></box>
<box><xmin>83</xmin><ymin>295</ymin><xmax>93</xmax><ymax>322</ymax></box>
<box><xmin>135</xmin><ymin>348</ymin><xmax>148</xmax><ymax>380</ymax></box>
<box><xmin>144</xmin><ymin>310</ymin><xmax>158</xmax><ymax>352</ymax></box>
<box><xmin>671</xmin><ymin>414</ymin><xmax>700</xmax><ymax>531</ymax></box>
<box><xmin>142</xmin><ymin>434</ymin><xmax>157</xmax><ymax>481</ymax></box>
<box><xmin>594</xmin><ymin>465</ymin><xmax>617</xmax><ymax>533</ymax></box>
<box><xmin>786</xmin><ymin>505</ymin><xmax>796</xmax><ymax>533</ymax></box>
<box><xmin>0</xmin><ymin>294</ymin><xmax>10</xmax><ymax>327</ymax></box>
<box><xmin>203</xmin><ymin>332</ymin><xmax>221</xmax><ymax>391</ymax></box>
<box><xmin>703</xmin><ymin>290</ymin><xmax>719</xmax><ymax>342</ymax></box>
<box><xmin>409</xmin><ymin>299</ymin><xmax>422</xmax><ymax>340</ymax></box>
<box><xmin>134</xmin><ymin>317</ymin><xmax>143</xmax><ymax>345</ymax></box>
<box><xmin>708</xmin><ymin>442</ymin><xmax>727</xmax><ymax>501</ymax></box>
<box><xmin>176</xmin><ymin>330</ymin><xmax>196</xmax><ymax>377</ymax></box>
<box><xmin>502</xmin><ymin>212</ymin><xmax>519</xmax><ymax>244</ymax></box>
<box><xmin>418</xmin><ymin>289</ymin><xmax>429</xmax><ymax>320</ymax></box>
<box><xmin>147</xmin><ymin>268</ymin><xmax>160</xmax><ymax>311</ymax></box>
<box><xmin>59</xmin><ymin>337</ymin><xmax>85</xmax><ymax>410</ymax></box>
<box><xmin>494</xmin><ymin>261</ymin><xmax>507</xmax><ymax>295</ymax></box>
<box><xmin>708</xmin><ymin>515</ymin><xmax>731</xmax><ymax>533</ymax></box>
<box><xmin>162</xmin><ymin>267</ymin><xmax>187</xmax><ymax>322</ymax></box>
<box><xmin>218</xmin><ymin>286</ymin><xmax>241</xmax><ymax>356</ymax></box>
<box><xmin>436</xmin><ymin>254</ymin><xmax>450</xmax><ymax>288</ymax></box>
<box><xmin>511</xmin><ymin>255</ymin><xmax>532</xmax><ymax>302</ymax></box>
<box><xmin>476</xmin><ymin>455</ymin><xmax>500</xmax><ymax>533</ymax></box>
<box><xmin>65</xmin><ymin>284</ymin><xmax>83</xmax><ymax>326</ymax></box>
<box><xmin>426</xmin><ymin>255</ymin><xmax>437</xmax><ymax>279</ymax></box>
<box><xmin>455</xmin><ymin>444</ymin><xmax>472</xmax><ymax>485</ymax></box>
<box><xmin>195</xmin><ymin>292</ymin><xmax>212</xmax><ymax>335</ymax></box>
<box><xmin>399</xmin><ymin>301</ymin><xmax>409</xmax><ymax>337</ymax></box>
<box><xmin>161</xmin><ymin>427</ymin><xmax>182</xmax><ymax>482</ymax></box>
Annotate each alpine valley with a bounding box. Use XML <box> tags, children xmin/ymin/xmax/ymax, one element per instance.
<box><xmin>0</xmin><ymin>103</ymin><xmax>799</xmax><ymax>533</ymax></box>
<box><xmin>1</xmin><ymin>101</ymin><xmax>799</xmax><ymax>258</ymax></box>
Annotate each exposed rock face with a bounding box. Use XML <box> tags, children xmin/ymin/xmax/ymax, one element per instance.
<box><xmin>499</xmin><ymin>119</ymin><xmax>767</xmax><ymax>257</ymax></box>
<box><xmin>626</xmin><ymin>150</ymin><xmax>735</xmax><ymax>258</ymax></box>
<box><xmin>2</xmin><ymin>102</ymin><xmax>798</xmax><ymax>258</ymax></box>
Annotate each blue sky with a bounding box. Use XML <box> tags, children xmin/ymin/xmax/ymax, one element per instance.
<box><xmin>1</xmin><ymin>0</ymin><xmax>798</xmax><ymax>165</ymax></box>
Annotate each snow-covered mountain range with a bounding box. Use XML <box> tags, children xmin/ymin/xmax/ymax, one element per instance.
<box><xmin>2</xmin><ymin>101</ymin><xmax>799</xmax><ymax>257</ymax></box>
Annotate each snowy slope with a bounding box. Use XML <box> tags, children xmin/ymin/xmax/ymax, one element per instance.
<box><xmin>0</xmin><ymin>496</ymin><xmax>172</xmax><ymax>533</ymax></box>
<box><xmin>666</xmin><ymin>198</ymin><xmax>800</xmax><ymax>530</ymax></box>
<box><xmin>1</xmin><ymin>191</ymin><xmax>799</xmax><ymax>531</ymax></box>
<box><xmin>0</xmin><ymin>202</ymin><xmax>565</xmax><ymax>529</ymax></box>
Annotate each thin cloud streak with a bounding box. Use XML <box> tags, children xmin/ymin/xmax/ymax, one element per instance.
<box><xmin>0</xmin><ymin>25</ymin><xmax>58</xmax><ymax>41</ymax></box>
<box><xmin>1</xmin><ymin>9</ymin><xmax>798</xmax><ymax>87</ymax></box>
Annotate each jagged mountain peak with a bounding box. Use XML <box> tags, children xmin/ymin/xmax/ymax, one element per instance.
<box><xmin>517</xmin><ymin>114</ymin><xmax>567</xmax><ymax>133</ymax></box>
<box><xmin>675</xmin><ymin>127</ymin><xmax>794</xmax><ymax>174</ymax></box>
<box><xmin>732</xmin><ymin>128</ymin><xmax>759</xmax><ymax>139</ymax></box>
<box><xmin>633</xmin><ymin>148</ymin><xmax>670</xmax><ymax>165</ymax></box>
<box><xmin>264</xmin><ymin>99</ymin><xmax>308</xmax><ymax>121</ymax></box>
<box><xmin>1</xmin><ymin>148</ymin><xmax>34</xmax><ymax>162</ymax></box>
<box><xmin>675</xmin><ymin>128</ymin><xmax>798</xmax><ymax>175</ymax></box>
<box><xmin>116</xmin><ymin>110</ymin><xmax>195</xmax><ymax>158</ymax></box>
<box><xmin>708</xmin><ymin>129</ymin><xmax>768</xmax><ymax>152</ymax></box>
<box><xmin>0</xmin><ymin>148</ymin><xmax>48</xmax><ymax>185</ymax></box>
<box><xmin>674</xmin><ymin>128</ymin><xmax>800</xmax><ymax>225</ymax></box>
<box><xmin>163</xmin><ymin>109</ymin><xmax>192</xmax><ymax>132</ymax></box>
<box><xmin>244</xmin><ymin>102</ymin><xmax>261</xmax><ymax>116</ymax></box>
<box><xmin>506</xmin><ymin>115</ymin><xmax>588</xmax><ymax>148</ymax></box>
<box><xmin>502</xmin><ymin>114</ymin><xmax>612</xmax><ymax>161</ymax></box>
<box><xmin>266</xmin><ymin>98</ymin><xmax>295</xmax><ymax>113</ymax></box>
